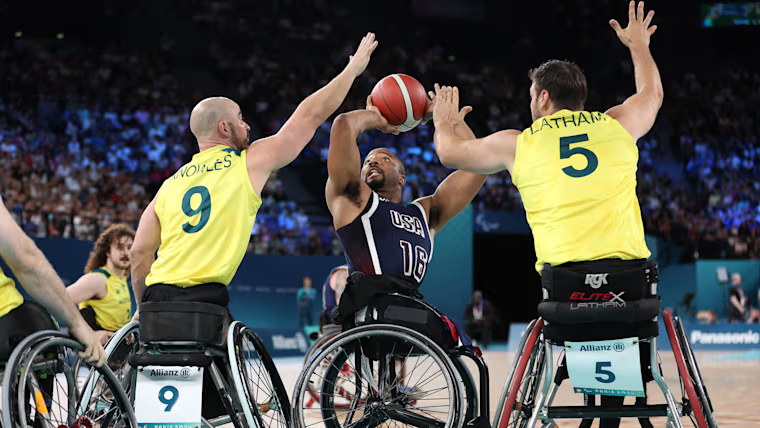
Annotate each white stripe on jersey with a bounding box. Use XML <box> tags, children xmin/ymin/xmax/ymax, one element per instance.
<box><xmin>361</xmin><ymin>193</ymin><xmax>382</xmax><ymax>274</ymax></box>
<box><xmin>390</xmin><ymin>74</ymin><xmax>422</xmax><ymax>131</ymax></box>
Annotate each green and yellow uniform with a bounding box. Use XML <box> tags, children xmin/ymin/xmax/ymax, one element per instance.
<box><xmin>79</xmin><ymin>267</ymin><xmax>131</xmax><ymax>331</ymax></box>
<box><xmin>147</xmin><ymin>146</ymin><xmax>262</xmax><ymax>287</ymax></box>
<box><xmin>0</xmin><ymin>267</ymin><xmax>23</xmax><ymax>318</ymax></box>
<box><xmin>512</xmin><ymin>109</ymin><xmax>651</xmax><ymax>273</ymax></box>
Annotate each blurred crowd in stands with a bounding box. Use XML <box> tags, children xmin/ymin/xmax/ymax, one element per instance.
<box><xmin>0</xmin><ymin>0</ymin><xmax>758</xmax><ymax>259</ymax></box>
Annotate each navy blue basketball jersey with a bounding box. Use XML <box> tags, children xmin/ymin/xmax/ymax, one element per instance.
<box><xmin>337</xmin><ymin>192</ymin><xmax>433</xmax><ymax>286</ymax></box>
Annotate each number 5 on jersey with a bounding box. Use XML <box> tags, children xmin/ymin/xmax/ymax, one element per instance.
<box><xmin>182</xmin><ymin>186</ymin><xmax>211</xmax><ymax>233</ymax></box>
<box><xmin>560</xmin><ymin>133</ymin><xmax>598</xmax><ymax>178</ymax></box>
<box><xmin>400</xmin><ymin>240</ymin><xmax>428</xmax><ymax>283</ymax></box>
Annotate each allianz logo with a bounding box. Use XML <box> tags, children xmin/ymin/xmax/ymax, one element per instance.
<box><xmin>272</xmin><ymin>332</ymin><xmax>308</xmax><ymax>352</ymax></box>
<box><xmin>691</xmin><ymin>330</ymin><xmax>760</xmax><ymax>345</ymax></box>
<box><xmin>147</xmin><ymin>367</ymin><xmax>191</xmax><ymax>378</ymax></box>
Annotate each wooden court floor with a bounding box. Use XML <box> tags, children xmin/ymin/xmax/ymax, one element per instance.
<box><xmin>278</xmin><ymin>349</ymin><xmax>760</xmax><ymax>428</ymax></box>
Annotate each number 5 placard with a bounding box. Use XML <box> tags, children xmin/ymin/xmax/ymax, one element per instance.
<box><xmin>135</xmin><ymin>366</ymin><xmax>204</xmax><ymax>428</ymax></box>
<box><xmin>565</xmin><ymin>337</ymin><xmax>645</xmax><ymax>397</ymax></box>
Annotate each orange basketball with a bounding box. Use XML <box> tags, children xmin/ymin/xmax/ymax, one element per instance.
<box><xmin>370</xmin><ymin>74</ymin><xmax>429</xmax><ymax>132</ymax></box>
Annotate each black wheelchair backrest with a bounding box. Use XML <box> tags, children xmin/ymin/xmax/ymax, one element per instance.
<box><xmin>139</xmin><ymin>301</ymin><xmax>229</xmax><ymax>346</ymax></box>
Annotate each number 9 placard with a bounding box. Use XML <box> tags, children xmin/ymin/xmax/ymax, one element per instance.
<box><xmin>565</xmin><ymin>337</ymin><xmax>645</xmax><ymax>397</ymax></box>
<box><xmin>135</xmin><ymin>366</ymin><xmax>204</xmax><ymax>428</ymax></box>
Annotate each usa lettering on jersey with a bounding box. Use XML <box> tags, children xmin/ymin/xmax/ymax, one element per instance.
<box><xmin>390</xmin><ymin>210</ymin><xmax>426</xmax><ymax>238</ymax></box>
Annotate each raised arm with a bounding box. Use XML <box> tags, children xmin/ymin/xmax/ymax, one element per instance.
<box><xmin>0</xmin><ymin>198</ymin><xmax>105</xmax><ymax>365</ymax></box>
<box><xmin>605</xmin><ymin>1</ymin><xmax>663</xmax><ymax>141</ymax></box>
<box><xmin>246</xmin><ymin>33</ymin><xmax>379</xmax><ymax>194</ymax></box>
<box><xmin>326</xmin><ymin>105</ymin><xmax>397</xmax><ymax>228</ymax></box>
<box><xmin>130</xmin><ymin>195</ymin><xmax>161</xmax><ymax>312</ymax></box>
<box><xmin>433</xmin><ymin>85</ymin><xmax>521</xmax><ymax>175</ymax></box>
<box><xmin>417</xmin><ymin>104</ymin><xmax>488</xmax><ymax>232</ymax></box>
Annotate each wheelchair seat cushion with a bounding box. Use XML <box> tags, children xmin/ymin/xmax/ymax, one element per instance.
<box><xmin>139</xmin><ymin>301</ymin><xmax>229</xmax><ymax>345</ymax></box>
<box><xmin>355</xmin><ymin>294</ymin><xmax>458</xmax><ymax>352</ymax></box>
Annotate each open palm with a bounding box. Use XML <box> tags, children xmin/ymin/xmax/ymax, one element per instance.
<box><xmin>610</xmin><ymin>1</ymin><xmax>657</xmax><ymax>48</ymax></box>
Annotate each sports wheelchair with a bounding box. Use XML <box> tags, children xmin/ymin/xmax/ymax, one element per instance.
<box><xmin>292</xmin><ymin>293</ymin><xmax>490</xmax><ymax>428</ymax></box>
<box><xmin>494</xmin><ymin>261</ymin><xmax>717</xmax><ymax>428</ymax></box>
<box><xmin>2</xmin><ymin>329</ymin><xmax>137</xmax><ymax>428</ymax></box>
<box><xmin>72</xmin><ymin>302</ymin><xmax>290</xmax><ymax>428</ymax></box>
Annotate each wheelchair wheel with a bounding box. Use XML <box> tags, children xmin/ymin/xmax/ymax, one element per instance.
<box><xmin>304</xmin><ymin>326</ymin><xmax>341</xmax><ymax>365</ymax></box>
<box><xmin>2</xmin><ymin>331</ymin><xmax>137</xmax><ymax>428</ymax></box>
<box><xmin>292</xmin><ymin>324</ymin><xmax>465</xmax><ymax>428</ymax></box>
<box><xmin>674</xmin><ymin>316</ymin><xmax>718</xmax><ymax>428</ymax></box>
<box><xmin>303</xmin><ymin>327</ymin><xmax>362</xmax><ymax>410</ymax></box>
<box><xmin>496</xmin><ymin>318</ymin><xmax>545</xmax><ymax>428</ymax></box>
<box><xmin>227</xmin><ymin>321</ymin><xmax>291</xmax><ymax>428</ymax></box>
<box><xmin>663</xmin><ymin>310</ymin><xmax>709</xmax><ymax>428</ymax></box>
<box><xmin>77</xmin><ymin>322</ymin><xmax>140</xmax><ymax>406</ymax></box>
<box><xmin>452</xmin><ymin>355</ymin><xmax>479</xmax><ymax>424</ymax></box>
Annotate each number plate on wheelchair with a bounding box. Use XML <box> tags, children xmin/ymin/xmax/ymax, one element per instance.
<box><xmin>565</xmin><ymin>337</ymin><xmax>645</xmax><ymax>397</ymax></box>
<box><xmin>135</xmin><ymin>366</ymin><xmax>204</xmax><ymax>428</ymax></box>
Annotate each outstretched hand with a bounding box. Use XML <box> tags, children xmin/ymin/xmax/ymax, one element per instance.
<box><xmin>610</xmin><ymin>1</ymin><xmax>657</xmax><ymax>49</ymax></box>
<box><xmin>347</xmin><ymin>33</ymin><xmax>379</xmax><ymax>77</ymax></box>
<box><xmin>432</xmin><ymin>84</ymin><xmax>470</xmax><ymax>126</ymax></box>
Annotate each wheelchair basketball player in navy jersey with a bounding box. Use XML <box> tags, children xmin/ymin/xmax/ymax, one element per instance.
<box><xmin>325</xmin><ymin>95</ymin><xmax>483</xmax><ymax>341</ymax></box>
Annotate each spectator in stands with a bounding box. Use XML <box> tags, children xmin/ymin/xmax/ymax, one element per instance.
<box><xmin>296</xmin><ymin>276</ymin><xmax>316</xmax><ymax>328</ymax></box>
<box><xmin>728</xmin><ymin>273</ymin><xmax>760</xmax><ymax>323</ymax></box>
<box><xmin>463</xmin><ymin>290</ymin><xmax>496</xmax><ymax>350</ymax></box>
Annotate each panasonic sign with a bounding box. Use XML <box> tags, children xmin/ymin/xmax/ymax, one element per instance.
<box><xmin>272</xmin><ymin>332</ymin><xmax>309</xmax><ymax>352</ymax></box>
<box><xmin>690</xmin><ymin>330</ymin><xmax>760</xmax><ymax>345</ymax></box>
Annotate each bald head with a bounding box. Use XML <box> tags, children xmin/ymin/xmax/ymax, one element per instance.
<box><xmin>189</xmin><ymin>97</ymin><xmax>239</xmax><ymax>139</ymax></box>
<box><xmin>189</xmin><ymin>97</ymin><xmax>250</xmax><ymax>151</ymax></box>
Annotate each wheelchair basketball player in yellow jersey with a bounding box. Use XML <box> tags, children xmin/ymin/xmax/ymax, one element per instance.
<box><xmin>67</xmin><ymin>224</ymin><xmax>135</xmax><ymax>345</ymax></box>
<box><xmin>433</xmin><ymin>3</ymin><xmax>662</xmax><ymax>427</ymax></box>
<box><xmin>129</xmin><ymin>33</ymin><xmax>381</xmax><ymax>420</ymax></box>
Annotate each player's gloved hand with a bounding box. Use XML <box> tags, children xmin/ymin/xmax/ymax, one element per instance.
<box><xmin>69</xmin><ymin>320</ymin><xmax>107</xmax><ymax>367</ymax></box>
<box><xmin>610</xmin><ymin>1</ymin><xmax>657</xmax><ymax>49</ymax></box>
<box><xmin>347</xmin><ymin>33</ymin><xmax>378</xmax><ymax>77</ymax></box>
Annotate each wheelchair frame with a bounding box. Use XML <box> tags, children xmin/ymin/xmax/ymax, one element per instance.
<box><xmin>79</xmin><ymin>319</ymin><xmax>291</xmax><ymax>428</ymax></box>
<box><xmin>494</xmin><ymin>310</ymin><xmax>718</xmax><ymax>428</ymax></box>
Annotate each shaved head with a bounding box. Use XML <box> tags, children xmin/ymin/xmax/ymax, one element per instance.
<box><xmin>189</xmin><ymin>96</ymin><xmax>251</xmax><ymax>151</ymax></box>
<box><xmin>189</xmin><ymin>97</ymin><xmax>239</xmax><ymax>138</ymax></box>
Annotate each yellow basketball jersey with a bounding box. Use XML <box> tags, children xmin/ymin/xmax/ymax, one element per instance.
<box><xmin>147</xmin><ymin>145</ymin><xmax>261</xmax><ymax>287</ymax></box>
<box><xmin>511</xmin><ymin>109</ymin><xmax>650</xmax><ymax>273</ymax></box>
<box><xmin>0</xmin><ymin>266</ymin><xmax>23</xmax><ymax>318</ymax></box>
<box><xmin>78</xmin><ymin>267</ymin><xmax>131</xmax><ymax>331</ymax></box>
